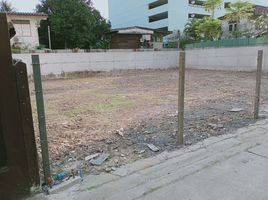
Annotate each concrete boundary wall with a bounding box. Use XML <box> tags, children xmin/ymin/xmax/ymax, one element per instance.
<box><xmin>13</xmin><ymin>51</ymin><xmax>180</xmax><ymax>76</ymax></box>
<box><xmin>13</xmin><ymin>46</ymin><xmax>268</xmax><ymax>76</ymax></box>
<box><xmin>186</xmin><ymin>45</ymin><xmax>268</xmax><ymax>71</ymax></box>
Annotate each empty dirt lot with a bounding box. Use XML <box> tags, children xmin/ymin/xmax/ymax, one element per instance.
<box><xmin>29</xmin><ymin>69</ymin><xmax>268</xmax><ymax>175</ymax></box>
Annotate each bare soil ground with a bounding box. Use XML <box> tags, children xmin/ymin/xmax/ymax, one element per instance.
<box><xmin>29</xmin><ymin>69</ymin><xmax>268</xmax><ymax>177</ymax></box>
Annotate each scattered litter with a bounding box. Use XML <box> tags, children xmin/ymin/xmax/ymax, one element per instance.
<box><xmin>90</xmin><ymin>153</ymin><xmax>109</xmax><ymax>166</ymax></box>
<box><xmin>79</xmin><ymin>168</ymin><xmax>84</xmax><ymax>182</ymax></box>
<box><xmin>138</xmin><ymin>150</ymin><xmax>145</xmax><ymax>154</ymax></box>
<box><xmin>56</xmin><ymin>171</ymin><xmax>69</xmax><ymax>181</ymax></box>
<box><xmin>47</xmin><ymin>176</ymin><xmax>54</xmax><ymax>187</ymax></box>
<box><xmin>62</xmin><ymin>122</ymin><xmax>71</xmax><ymax>128</ymax></box>
<box><xmin>41</xmin><ymin>184</ymin><xmax>50</xmax><ymax>195</ymax></box>
<box><xmin>260</xmin><ymin>107</ymin><xmax>268</xmax><ymax>116</ymax></box>
<box><xmin>208</xmin><ymin>123</ymin><xmax>224</xmax><ymax>129</ymax></box>
<box><xmin>85</xmin><ymin>153</ymin><xmax>99</xmax><ymax>162</ymax></box>
<box><xmin>116</xmin><ymin>128</ymin><xmax>124</xmax><ymax>137</ymax></box>
<box><xmin>105</xmin><ymin>168</ymin><xmax>112</xmax><ymax>172</ymax></box>
<box><xmin>147</xmin><ymin>144</ymin><xmax>159</xmax><ymax>152</ymax></box>
<box><xmin>217</xmin><ymin>124</ymin><xmax>224</xmax><ymax>128</ymax></box>
<box><xmin>105</xmin><ymin>140</ymin><xmax>113</xmax><ymax>144</ymax></box>
<box><xmin>229</xmin><ymin>107</ymin><xmax>243</xmax><ymax>112</ymax></box>
<box><xmin>71</xmin><ymin>169</ymin><xmax>76</xmax><ymax>177</ymax></box>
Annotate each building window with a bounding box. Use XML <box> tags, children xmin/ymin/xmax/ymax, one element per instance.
<box><xmin>12</xmin><ymin>20</ymin><xmax>31</xmax><ymax>37</ymax></box>
<box><xmin>228</xmin><ymin>22</ymin><xmax>237</xmax><ymax>32</ymax></box>
<box><xmin>224</xmin><ymin>2</ymin><xmax>231</xmax><ymax>8</ymax></box>
<box><xmin>148</xmin><ymin>0</ymin><xmax>168</xmax><ymax>10</ymax></box>
<box><xmin>149</xmin><ymin>11</ymin><xmax>168</xmax><ymax>23</ymax></box>
<box><xmin>0</xmin><ymin>120</ymin><xmax>7</xmax><ymax>170</ymax></box>
<box><xmin>188</xmin><ymin>0</ymin><xmax>205</xmax><ymax>7</ymax></box>
<box><xmin>188</xmin><ymin>13</ymin><xmax>210</xmax><ymax>19</ymax></box>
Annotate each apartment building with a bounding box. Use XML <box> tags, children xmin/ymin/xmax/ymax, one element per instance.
<box><xmin>108</xmin><ymin>0</ymin><xmax>268</xmax><ymax>32</ymax></box>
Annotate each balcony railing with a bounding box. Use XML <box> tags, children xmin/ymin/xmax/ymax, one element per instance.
<box><xmin>149</xmin><ymin>11</ymin><xmax>168</xmax><ymax>23</ymax></box>
<box><xmin>148</xmin><ymin>0</ymin><xmax>168</xmax><ymax>10</ymax></box>
<box><xmin>188</xmin><ymin>0</ymin><xmax>205</xmax><ymax>7</ymax></box>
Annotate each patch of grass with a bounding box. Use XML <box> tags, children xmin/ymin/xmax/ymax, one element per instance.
<box><xmin>31</xmin><ymin>100</ymin><xmax>59</xmax><ymax>116</ymax></box>
<box><xmin>70</xmin><ymin>96</ymin><xmax>135</xmax><ymax>115</ymax></box>
<box><xmin>143</xmin><ymin>186</ymin><xmax>163</xmax><ymax>196</ymax></box>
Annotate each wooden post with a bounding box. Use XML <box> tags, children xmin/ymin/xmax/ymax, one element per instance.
<box><xmin>178</xmin><ymin>51</ymin><xmax>185</xmax><ymax>145</ymax></box>
<box><xmin>254</xmin><ymin>50</ymin><xmax>263</xmax><ymax>120</ymax></box>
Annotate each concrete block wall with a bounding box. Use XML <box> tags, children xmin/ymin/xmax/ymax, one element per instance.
<box><xmin>186</xmin><ymin>45</ymin><xmax>268</xmax><ymax>71</ymax></box>
<box><xmin>13</xmin><ymin>51</ymin><xmax>179</xmax><ymax>76</ymax></box>
<box><xmin>12</xmin><ymin>45</ymin><xmax>268</xmax><ymax>77</ymax></box>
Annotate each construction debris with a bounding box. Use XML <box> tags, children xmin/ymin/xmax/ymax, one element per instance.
<box><xmin>85</xmin><ymin>153</ymin><xmax>99</xmax><ymax>162</ymax></box>
<box><xmin>116</xmin><ymin>128</ymin><xmax>124</xmax><ymax>137</ymax></box>
<box><xmin>229</xmin><ymin>107</ymin><xmax>244</xmax><ymax>112</ymax></box>
<box><xmin>147</xmin><ymin>144</ymin><xmax>159</xmax><ymax>152</ymax></box>
<box><xmin>90</xmin><ymin>154</ymin><xmax>109</xmax><ymax>166</ymax></box>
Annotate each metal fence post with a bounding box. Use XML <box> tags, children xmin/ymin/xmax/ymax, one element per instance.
<box><xmin>254</xmin><ymin>50</ymin><xmax>263</xmax><ymax>120</ymax></box>
<box><xmin>178</xmin><ymin>51</ymin><xmax>185</xmax><ymax>145</ymax></box>
<box><xmin>31</xmin><ymin>55</ymin><xmax>51</xmax><ymax>184</ymax></box>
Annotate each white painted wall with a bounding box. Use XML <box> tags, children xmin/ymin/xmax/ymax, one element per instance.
<box><xmin>13</xmin><ymin>51</ymin><xmax>179</xmax><ymax>76</ymax></box>
<box><xmin>186</xmin><ymin>45</ymin><xmax>268</xmax><ymax>71</ymax></box>
<box><xmin>7</xmin><ymin>15</ymin><xmax>46</xmax><ymax>49</ymax></box>
<box><xmin>12</xmin><ymin>46</ymin><xmax>268</xmax><ymax>76</ymax></box>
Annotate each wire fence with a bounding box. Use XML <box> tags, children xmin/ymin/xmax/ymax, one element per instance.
<box><xmin>29</xmin><ymin>50</ymin><xmax>267</xmax><ymax>185</ymax></box>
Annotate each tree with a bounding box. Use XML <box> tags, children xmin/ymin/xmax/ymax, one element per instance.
<box><xmin>0</xmin><ymin>0</ymin><xmax>15</xmax><ymax>12</ymax></box>
<box><xmin>225</xmin><ymin>1</ymin><xmax>254</xmax><ymax>38</ymax></box>
<box><xmin>252</xmin><ymin>14</ymin><xmax>268</xmax><ymax>34</ymax></box>
<box><xmin>36</xmin><ymin>0</ymin><xmax>111</xmax><ymax>49</ymax></box>
<box><xmin>225</xmin><ymin>1</ymin><xmax>254</xmax><ymax>26</ymax></box>
<box><xmin>204</xmin><ymin>0</ymin><xmax>223</xmax><ymax>19</ymax></box>
<box><xmin>184</xmin><ymin>18</ymin><xmax>203</xmax><ymax>41</ymax></box>
<box><xmin>196</xmin><ymin>17</ymin><xmax>222</xmax><ymax>41</ymax></box>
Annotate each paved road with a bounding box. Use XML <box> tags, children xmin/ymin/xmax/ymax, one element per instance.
<box><xmin>32</xmin><ymin>120</ymin><xmax>268</xmax><ymax>200</ymax></box>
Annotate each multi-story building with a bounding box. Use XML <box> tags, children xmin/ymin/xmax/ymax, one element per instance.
<box><xmin>108</xmin><ymin>0</ymin><xmax>268</xmax><ymax>32</ymax></box>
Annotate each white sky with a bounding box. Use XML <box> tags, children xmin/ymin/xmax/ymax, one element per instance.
<box><xmin>9</xmin><ymin>0</ymin><xmax>109</xmax><ymax>19</ymax></box>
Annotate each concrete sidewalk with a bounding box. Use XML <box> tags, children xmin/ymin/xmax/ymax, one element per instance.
<box><xmin>34</xmin><ymin>120</ymin><xmax>268</xmax><ymax>200</ymax></box>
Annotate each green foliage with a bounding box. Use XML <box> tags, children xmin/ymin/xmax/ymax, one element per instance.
<box><xmin>0</xmin><ymin>0</ymin><xmax>15</xmax><ymax>12</ymax></box>
<box><xmin>252</xmin><ymin>14</ymin><xmax>268</xmax><ymax>33</ymax></box>
<box><xmin>196</xmin><ymin>17</ymin><xmax>222</xmax><ymax>41</ymax></box>
<box><xmin>165</xmin><ymin>42</ymin><xmax>178</xmax><ymax>48</ymax></box>
<box><xmin>184</xmin><ymin>18</ymin><xmax>203</xmax><ymax>41</ymax></box>
<box><xmin>36</xmin><ymin>44</ymin><xmax>46</xmax><ymax>50</ymax></box>
<box><xmin>178</xmin><ymin>38</ymin><xmax>193</xmax><ymax>49</ymax></box>
<box><xmin>225</xmin><ymin>0</ymin><xmax>254</xmax><ymax>23</ymax></box>
<box><xmin>36</xmin><ymin>0</ymin><xmax>111</xmax><ymax>49</ymax></box>
<box><xmin>204</xmin><ymin>0</ymin><xmax>223</xmax><ymax>18</ymax></box>
<box><xmin>183</xmin><ymin>16</ymin><xmax>222</xmax><ymax>43</ymax></box>
<box><xmin>11</xmin><ymin>47</ymin><xmax>21</xmax><ymax>54</ymax></box>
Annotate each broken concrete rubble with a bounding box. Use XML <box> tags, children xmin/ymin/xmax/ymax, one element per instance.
<box><xmin>90</xmin><ymin>154</ymin><xmax>109</xmax><ymax>166</ymax></box>
<box><xmin>147</xmin><ymin>144</ymin><xmax>159</xmax><ymax>152</ymax></box>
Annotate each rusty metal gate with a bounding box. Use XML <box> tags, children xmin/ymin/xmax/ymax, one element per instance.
<box><xmin>0</xmin><ymin>13</ymin><xmax>39</xmax><ymax>200</ymax></box>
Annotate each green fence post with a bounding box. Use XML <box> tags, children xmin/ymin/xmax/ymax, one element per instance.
<box><xmin>31</xmin><ymin>55</ymin><xmax>51</xmax><ymax>184</ymax></box>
